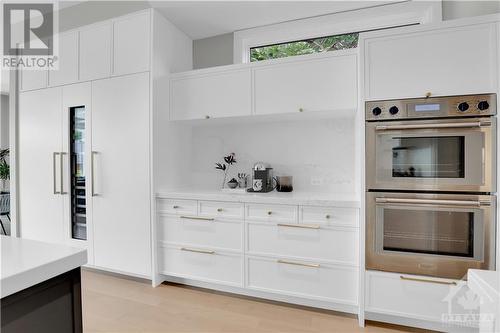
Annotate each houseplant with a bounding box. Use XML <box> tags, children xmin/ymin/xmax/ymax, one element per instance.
<box><xmin>0</xmin><ymin>149</ymin><xmax>10</xmax><ymax>193</ymax></box>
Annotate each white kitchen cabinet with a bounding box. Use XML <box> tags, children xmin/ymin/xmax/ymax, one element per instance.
<box><xmin>79</xmin><ymin>22</ymin><xmax>112</xmax><ymax>81</ymax></box>
<box><xmin>365</xmin><ymin>271</ymin><xmax>462</xmax><ymax>324</ymax></box>
<box><xmin>170</xmin><ymin>69</ymin><xmax>252</xmax><ymax>120</ymax></box>
<box><xmin>19</xmin><ymin>88</ymin><xmax>64</xmax><ymax>243</ymax></box>
<box><xmin>112</xmin><ymin>11</ymin><xmax>150</xmax><ymax>76</ymax></box>
<box><xmin>91</xmin><ymin>72</ymin><xmax>151</xmax><ymax>278</ymax></box>
<box><xmin>253</xmin><ymin>53</ymin><xmax>357</xmax><ymax>115</ymax></box>
<box><xmin>49</xmin><ymin>31</ymin><xmax>79</xmax><ymax>87</ymax></box>
<box><xmin>363</xmin><ymin>23</ymin><xmax>498</xmax><ymax>100</ymax></box>
<box><xmin>20</xmin><ymin>49</ymin><xmax>48</xmax><ymax>91</ymax></box>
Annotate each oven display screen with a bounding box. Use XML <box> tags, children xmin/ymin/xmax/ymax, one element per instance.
<box><xmin>415</xmin><ymin>104</ymin><xmax>441</xmax><ymax>112</ymax></box>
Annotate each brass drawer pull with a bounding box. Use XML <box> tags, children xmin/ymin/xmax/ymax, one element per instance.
<box><xmin>277</xmin><ymin>259</ymin><xmax>320</xmax><ymax>268</ymax></box>
<box><xmin>180</xmin><ymin>216</ymin><xmax>215</xmax><ymax>221</ymax></box>
<box><xmin>181</xmin><ymin>247</ymin><xmax>215</xmax><ymax>255</ymax></box>
<box><xmin>277</xmin><ymin>223</ymin><xmax>320</xmax><ymax>230</ymax></box>
<box><xmin>325</xmin><ymin>214</ymin><xmax>331</xmax><ymax>219</ymax></box>
<box><xmin>173</xmin><ymin>205</ymin><xmax>180</xmax><ymax>209</ymax></box>
<box><xmin>400</xmin><ymin>275</ymin><xmax>457</xmax><ymax>285</ymax></box>
<box><xmin>217</xmin><ymin>208</ymin><xmax>223</xmax><ymax>212</ymax></box>
<box><xmin>267</xmin><ymin>211</ymin><xmax>272</xmax><ymax>215</ymax></box>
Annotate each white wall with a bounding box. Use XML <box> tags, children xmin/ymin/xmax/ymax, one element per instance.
<box><xmin>183</xmin><ymin>116</ymin><xmax>356</xmax><ymax>194</ymax></box>
<box><xmin>193</xmin><ymin>33</ymin><xmax>234</xmax><ymax>69</ymax></box>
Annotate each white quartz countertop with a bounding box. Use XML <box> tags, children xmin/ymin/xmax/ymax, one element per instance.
<box><xmin>156</xmin><ymin>189</ymin><xmax>360</xmax><ymax>207</ymax></box>
<box><xmin>1</xmin><ymin>236</ymin><xmax>87</xmax><ymax>298</ymax></box>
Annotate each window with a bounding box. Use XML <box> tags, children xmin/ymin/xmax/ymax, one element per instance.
<box><xmin>250</xmin><ymin>33</ymin><xmax>359</xmax><ymax>62</ymax></box>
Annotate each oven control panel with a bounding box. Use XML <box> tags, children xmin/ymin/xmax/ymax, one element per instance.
<box><xmin>366</xmin><ymin>93</ymin><xmax>497</xmax><ymax>121</ymax></box>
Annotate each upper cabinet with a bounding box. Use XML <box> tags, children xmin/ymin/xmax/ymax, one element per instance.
<box><xmin>170</xmin><ymin>51</ymin><xmax>358</xmax><ymax>120</ymax></box>
<box><xmin>49</xmin><ymin>31</ymin><xmax>79</xmax><ymax>87</ymax></box>
<box><xmin>112</xmin><ymin>11</ymin><xmax>150</xmax><ymax>76</ymax></box>
<box><xmin>80</xmin><ymin>22</ymin><xmax>112</xmax><ymax>81</ymax></box>
<box><xmin>171</xmin><ymin>69</ymin><xmax>252</xmax><ymax>120</ymax></box>
<box><xmin>254</xmin><ymin>53</ymin><xmax>357</xmax><ymax>115</ymax></box>
<box><xmin>363</xmin><ymin>23</ymin><xmax>498</xmax><ymax>100</ymax></box>
<box><xmin>20</xmin><ymin>10</ymin><xmax>151</xmax><ymax>92</ymax></box>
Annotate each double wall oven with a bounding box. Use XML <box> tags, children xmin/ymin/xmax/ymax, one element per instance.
<box><xmin>365</xmin><ymin>94</ymin><xmax>497</xmax><ymax>279</ymax></box>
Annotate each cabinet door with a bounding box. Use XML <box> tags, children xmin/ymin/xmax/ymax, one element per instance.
<box><xmin>49</xmin><ymin>31</ymin><xmax>79</xmax><ymax>87</ymax></box>
<box><xmin>170</xmin><ymin>69</ymin><xmax>252</xmax><ymax>120</ymax></box>
<box><xmin>112</xmin><ymin>11</ymin><xmax>150</xmax><ymax>76</ymax></box>
<box><xmin>254</xmin><ymin>54</ymin><xmax>357</xmax><ymax>115</ymax></box>
<box><xmin>62</xmin><ymin>83</ymin><xmax>93</xmax><ymax>264</ymax></box>
<box><xmin>364</xmin><ymin>23</ymin><xmax>498</xmax><ymax>100</ymax></box>
<box><xmin>19</xmin><ymin>88</ymin><xmax>64</xmax><ymax>243</ymax></box>
<box><xmin>79</xmin><ymin>23</ymin><xmax>112</xmax><ymax>81</ymax></box>
<box><xmin>91</xmin><ymin>72</ymin><xmax>151</xmax><ymax>277</ymax></box>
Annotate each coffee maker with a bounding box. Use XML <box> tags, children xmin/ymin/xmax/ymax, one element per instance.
<box><xmin>247</xmin><ymin>162</ymin><xmax>274</xmax><ymax>193</ymax></box>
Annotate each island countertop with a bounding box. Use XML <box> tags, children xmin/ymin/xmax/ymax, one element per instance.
<box><xmin>1</xmin><ymin>236</ymin><xmax>87</xmax><ymax>298</ymax></box>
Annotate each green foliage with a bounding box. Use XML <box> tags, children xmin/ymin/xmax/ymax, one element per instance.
<box><xmin>0</xmin><ymin>149</ymin><xmax>9</xmax><ymax>181</ymax></box>
<box><xmin>250</xmin><ymin>33</ymin><xmax>359</xmax><ymax>62</ymax></box>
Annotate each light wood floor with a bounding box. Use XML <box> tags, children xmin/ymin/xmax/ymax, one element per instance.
<box><xmin>82</xmin><ymin>269</ymin><xmax>425</xmax><ymax>333</ymax></box>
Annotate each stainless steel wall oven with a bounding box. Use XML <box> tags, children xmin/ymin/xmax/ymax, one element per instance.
<box><xmin>365</xmin><ymin>94</ymin><xmax>497</xmax><ymax>279</ymax></box>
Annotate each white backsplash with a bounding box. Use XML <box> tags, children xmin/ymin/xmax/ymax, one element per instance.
<box><xmin>188</xmin><ymin>116</ymin><xmax>356</xmax><ymax>194</ymax></box>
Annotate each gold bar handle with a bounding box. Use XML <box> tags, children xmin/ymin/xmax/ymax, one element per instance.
<box><xmin>277</xmin><ymin>223</ymin><xmax>320</xmax><ymax>229</ymax></box>
<box><xmin>91</xmin><ymin>151</ymin><xmax>99</xmax><ymax>197</ymax></box>
<box><xmin>376</xmin><ymin>197</ymin><xmax>489</xmax><ymax>207</ymax></box>
<box><xmin>181</xmin><ymin>247</ymin><xmax>215</xmax><ymax>255</ymax></box>
<box><xmin>53</xmin><ymin>152</ymin><xmax>60</xmax><ymax>194</ymax></box>
<box><xmin>180</xmin><ymin>216</ymin><xmax>215</xmax><ymax>221</ymax></box>
<box><xmin>376</xmin><ymin>120</ymin><xmax>490</xmax><ymax>131</ymax></box>
<box><xmin>277</xmin><ymin>259</ymin><xmax>320</xmax><ymax>268</ymax></box>
<box><xmin>60</xmin><ymin>152</ymin><xmax>67</xmax><ymax>195</ymax></box>
<box><xmin>400</xmin><ymin>275</ymin><xmax>457</xmax><ymax>285</ymax></box>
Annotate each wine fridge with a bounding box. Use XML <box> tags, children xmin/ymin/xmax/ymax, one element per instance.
<box><xmin>70</xmin><ymin>106</ymin><xmax>87</xmax><ymax>240</ymax></box>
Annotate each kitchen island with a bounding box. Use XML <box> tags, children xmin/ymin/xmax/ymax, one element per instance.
<box><xmin>1</xmin><ymin>236</ymin><xmax>87</xmax><ymax>333</ymax></box>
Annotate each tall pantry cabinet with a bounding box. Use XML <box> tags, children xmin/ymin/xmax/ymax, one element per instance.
<box><xmin>17</xmin><ymin>9</ymin><xmax>193</xmax><ymax>278</ymax></box>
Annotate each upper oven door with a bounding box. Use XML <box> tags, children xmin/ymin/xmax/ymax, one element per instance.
<box><xmin>366</xmin><ymin>117</ymin><xmax>496</xmax><ymax>192</ymax></box>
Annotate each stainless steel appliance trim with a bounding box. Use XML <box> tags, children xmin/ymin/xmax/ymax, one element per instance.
<box><xmin>400</xmin><ymin>275</ymin><xmax>457</xmax><ymax>285</ymax></box>
<box><xmin>375</xmin><ymin>197</ymin><xmax>490</xmax><ymax>207</ymax></box>
<box><xmin>375</xmin><ymin>120</ymin><xmax>491</xmax><ymax>131</ymax></box>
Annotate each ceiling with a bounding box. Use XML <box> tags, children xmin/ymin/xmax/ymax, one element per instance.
<box><xmin>151</xmin><ymin>1</ymin><xmax>400</xmax><ymax>40</ymax></box>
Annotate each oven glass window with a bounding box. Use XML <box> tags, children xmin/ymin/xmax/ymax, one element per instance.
<box><xmin>383</xmin><ymin>208</ymin><xmax>474</xmax><ymax>257</ymax></box>
<box><xmin>392</xmin><ymin>136</ymin><xmax>465</xmax><ymax>178</ymax></box>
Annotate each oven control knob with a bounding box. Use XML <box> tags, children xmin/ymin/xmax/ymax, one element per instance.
<box><xmin>478</xmin><ymin>101</ymin><xmax>490</xmax><ymax>111</ymax></box>
<box><xmin>457</xmin><ymin>102</ymin><xmax>469</xmax><ymax>112</ymax></box>
<box><xmin>372</xmin><ymin>107</ymin><xmax>382</xmax><ymax>116</ymax></box>
<box><xmin>389</xmin><ymin>106</ymin><xmax>399</xmax><ymax>115</ymax></box>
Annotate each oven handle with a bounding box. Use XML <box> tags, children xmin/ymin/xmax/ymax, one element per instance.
<box><xmin>375</xmin><ymin>120</ymin><xmax>491</xmax><ymax>131</ymax></box>
<box><xmin>376</xmin><ymin>197</ymin><xmax>491</xmax><ymax>207</ymax></box>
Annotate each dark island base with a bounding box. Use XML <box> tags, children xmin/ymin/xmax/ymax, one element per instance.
<box><xmin>1</xmin><ymin>268</ymin><xmax>82</xmax><ymax>333</ymax></box>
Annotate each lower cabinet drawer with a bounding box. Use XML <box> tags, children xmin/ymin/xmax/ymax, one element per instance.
<box><xmin>247</xmin><ymin>256</ymin><xmax>358</xmax><ymax>304</ymax></box>
<box><xmin>247</xmin><ymin>222</ymin><xmax>358</xmax><ymax>264</ymax></box>
<box><xmin>160</xmin><ymin>245</ymin><xmax>242</xmax><ymax>286</ymax></box>
<box><xmin>157</xmin><ymin>199</ymin><xmax>197</xmax><ymax>215</ymax></box>
<box><xmin>365</xmin><ymin>271</ymin><xmax>463</xmax><ymax>321</ymax></box>
<box><xmin>158</xmin><ymin>215</ymin><xmax>242</xmax><ymax>250</ymax></box>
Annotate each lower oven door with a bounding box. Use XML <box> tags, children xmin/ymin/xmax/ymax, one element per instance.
<box><xmin>366</xmin><ymin>192</ymin><xmax>495</xmax><ymax>279</ymax></box>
